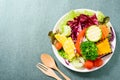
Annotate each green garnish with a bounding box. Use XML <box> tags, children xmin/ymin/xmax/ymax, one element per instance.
<box><xmin>48</xmin><ymin>31</ymin><xmax>56</xmax><ymax>44</ymax></box>
<box><xmin>81</xmin><ymin>41</ymin><xmax>98</xmax><ymax>60</ymax></box>
<box><xmin>58</xmin><ymin>49</ymin><xmax>68</xmax><ymax>59</ymax></box>
<box><xmin>97</xmin><ymin>11</ymin><xmax>110</xmax><ymax>24</ymax></box>
<box><xmin>100</xmin><ymin>16</ymin><xmax>110</xmax><ymax>24</ymax></box>
<box><xmin>97</xmin><ymin>11</ymin><xmax>105</xmax><ymax>22</ymax></box>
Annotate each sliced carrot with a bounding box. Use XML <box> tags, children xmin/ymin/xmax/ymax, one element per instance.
<box><xmin>75</xmin><ymin>28</ymin><xmax>87</xmax><ymax>55</ymax></box>
<box><xmin>84</xmin><ymin>60</ymin><xmax>94</xmax><ymax>69</ymax></box>
<box><xmin>99</xmin><ymin>25</ymin><xmax>110</xmax><ymax>40</ymax></box>
<box><xmin>55</xmin><ymin>41</ymin><xmax>62</xmax><ymax>50</ymax></box>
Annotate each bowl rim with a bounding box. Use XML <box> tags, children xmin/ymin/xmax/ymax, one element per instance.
<box><xmin>52</xmin><ymin>9</ymin><xmax>116</xmax><ymax>72</ymax></box>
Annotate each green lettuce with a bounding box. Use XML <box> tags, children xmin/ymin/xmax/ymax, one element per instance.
<box><xmin>97</xmin><ymin>11</ymin><xmax>105</xmax><ymax>22</ymax></box>
<box><xmin>60</xmin><ymin>25</ymin><xmax>71</xmax><ymax>36</ymax></box>
<box><xmin>58</xmin><ymin>49</ymin><xmax>68</xmax><ymax>59</ymax></box>
<box><xmin>59</xmin><ymin>10</ymin><xmax>76</xmax><ymax>28</ymax></box>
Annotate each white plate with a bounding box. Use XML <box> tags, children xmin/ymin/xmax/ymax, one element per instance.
<box><xmin>52</xmin><ymin>9</ymin><xmax>116</xmax><ymax>72</ymax></box>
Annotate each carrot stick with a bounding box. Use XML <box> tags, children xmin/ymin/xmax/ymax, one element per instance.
<box><xmin>55</xmin><ymin>41</ymin><xmax>62</xmax><ymax>50</ymax></box>
<box><xmin>99</xmin><ymin>25</ymin><xmax>110</xmax><ymax>40</ymax></box>
<box><xmin>75</xmin><ymin>28</ymin><xmax>87</xmax><ymax>55</ymax></box>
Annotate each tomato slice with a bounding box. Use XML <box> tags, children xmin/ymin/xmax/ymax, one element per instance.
<box><xmin>84</xmin><ymin>60</ymin><xmax>94</xmax><ymax>69</ymax></box>
<box><xmin>94</xmin><ymin>58</ymin><xmax>103</xmax><ymax>67</ymax></box>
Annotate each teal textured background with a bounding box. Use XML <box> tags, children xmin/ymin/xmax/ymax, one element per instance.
<box><xmin>0</xmin><ymin>0</ymin><xmax>120</xmax><ymax>80</ymax></box>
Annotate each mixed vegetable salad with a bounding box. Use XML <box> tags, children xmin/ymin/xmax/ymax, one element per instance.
<box><xmin>48</xmin><ymin>9</ymin><xmax>114</xmax><ymax>70</ymax></box>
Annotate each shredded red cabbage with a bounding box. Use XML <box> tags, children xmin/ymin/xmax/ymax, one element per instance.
<box><xmin>64</xmin><ymin>59</ymin><xmax>70</xmax><ymax>65</ymax></box>
<box><xmin>67</xmin><ymin>14</ymin><xmax>98</xmax><ymax>42</ymax></box>
<box><xmin>109</xmin><ymin>27</ymin><xmax>114</xmax><ymax>41</ymax></box>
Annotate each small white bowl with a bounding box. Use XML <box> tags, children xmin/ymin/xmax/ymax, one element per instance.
<box><xmin>52</xmin><ymin>9</ymin><xmax>116</xmax><ymax>72</ymax></box>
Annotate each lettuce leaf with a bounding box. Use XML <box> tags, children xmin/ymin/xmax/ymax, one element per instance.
<box><xmin>58</xmin><ymin>49</ymin><xmax>68</xmax><ymax>59</ymax></box>
<box><xmin>60</xmin><ymin>25</ymin><xmax>71</xmax><ymax>36</ymax></box>
<box><xmin>97</xmin><ymin>11</ymin><xmax>105</xmax><ymax>22</ymax></box>
<box><xmin>59</xmin><ymin>10</ymin><xmax>76</xmax><ymax>28</ymax></box>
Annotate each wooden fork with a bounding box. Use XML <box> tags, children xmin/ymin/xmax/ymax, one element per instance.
<box><xmin>36</xmin><ymin>63</ymin><xmax>62</xmax><ymax>80</ymax></box>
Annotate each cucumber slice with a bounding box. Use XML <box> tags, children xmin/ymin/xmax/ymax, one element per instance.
<box><xmin>71</xmin><ymin>57</ymin><xmax>84</xmax><ymax>69</ymax></box>
<box><xmin>86</xmin><ymin>25</ymin><xmax>102</xmax><ymax>42</ymax></box>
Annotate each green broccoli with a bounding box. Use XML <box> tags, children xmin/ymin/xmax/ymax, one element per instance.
<box><xmin>81</xmin><ymin>41</ymin><xmax>98</xmax><ymax>60</ymax></box>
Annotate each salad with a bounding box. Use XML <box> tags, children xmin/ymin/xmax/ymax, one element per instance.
<box><xmin>48</xmin><ymin>9</ymin><xmax>115</xmax><ymax>70</ymax></box>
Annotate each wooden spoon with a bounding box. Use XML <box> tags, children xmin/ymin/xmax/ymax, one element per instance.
<box><xmin>41</xmin><ymin>53</ymin><xmax>71</xmax><ymax>80</ymax></box>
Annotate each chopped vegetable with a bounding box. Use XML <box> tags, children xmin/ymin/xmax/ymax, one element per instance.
<box><xmin>96</xmin><ymin>11</ymin><xmax>105</xmax><ymax>22</ymax></box>
<box><xmin>75</xmin><ymin>10</ymin><xmax>94</xmax><ymax>17</ymax></box>
<box><xmin>48</xmin><ymin>31</ymin><xmax>56</xmax><ymax>44</ymax></box>
<box><xmin>58</xmin><ymin>49</ymin><xmax>68</xmax><ymax>59</ymax></box>
<box><xmin>86</xmin><ymin>25</ymin><xmax>102</xmax><ymax>42</ymax></box>
<box><xmin>60</xmin><ymin>25</ymin><xmax>71</xmax><ymax>36</ymax></box>
<box><xmin>67</xmin><ymin>14</ymin><xmax>98</xmax><ymax>41</ymax></box>
<box><xmin>99</xmin><ymin>24</ymin><xmax>110</xmax><ymax>40</ymax></box>
<box><xmin>109</xmin><ymin>27</ymin><xmax>114</xmax><ymax>41</ymax></box>
<box><xmin>99</xmin><ymin>16</ymin><xmax>110</xmax><ymax>24</ymax></box>
<box><xmin>96</xmin><ymin>38</ymin><xmax>112</xmax><ymax>56</ymax></box>
<box><xmin>55</xmin><ymin>34</ymin><xmax>67</xmax><ymax>45</ymax></box>
<box><xmin>63</xmin><ymin>37</ymin><xmax>75</xmax><ymax>60</ymax></box>
<box><xmin>55</xmin><ymin>34</ymin><xmax>75</xmax><ymax>60</ymax></box>
<box><xmin>75</xmin><ymin>28</ymin><xmax>87</xmax><ymax>54</ymax></box>
<box><xmin>71</xmin><ymin>57</ymin><xmax>85</xmax><ymax>68</ymax></box>
<box><xmin>102</xmin><ymin>16</ymin><xmax>110</xmax><ymax>24</ymax></box>
<box><xmin>97</xmin><ymin>11</ymin><xmax>110</xmax><ymax>24</ymax></box>
<box><xmin>81</xmin><ymin>41</ymin><xmax>98</xmax><ymax>60</ymax></box>
<box><xmin>83</xmin><ymin>10</ymin><xmax>94</xmax><ymax>16</ymax></box>
<box><xmin>84</xmin><ymin>60</ymin><xmax>94</xmax><ymax>69</ymax></box>
<box><xmin>55</xmin><ymin>41</ymin><xmax>62</xmax><ymax>50</ymax></box>
<box><xmin>79</xmin><ymin>57</ymin><xmax>85</xmax><ymax>64</ymax></box>
<box><xmin>59</xmin><ymin>10</ymin><xmax>76</xmax><ymax>28</ymax></box>
<box><xmin>93</xmin><ymin>58</ymin><xmax>103</xmax><ymax>67</ymax></box>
